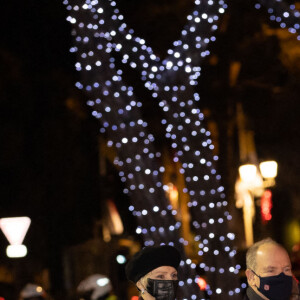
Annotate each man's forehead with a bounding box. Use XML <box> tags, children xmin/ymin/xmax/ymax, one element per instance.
<box><xmin>257</xmin><ymin>243</ymin><xmax>286</xmax><ymax>255</ymax></box>
<box><xmin>256</xmin><ymin>244</ymin><xmax>291</xmax><ymax>268</ymax></box>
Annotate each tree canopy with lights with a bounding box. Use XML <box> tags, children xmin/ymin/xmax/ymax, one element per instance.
<box><xmin>64</xmin><ymin>0</ymin><xmax>300</xmax><ymax>298</ymax></box>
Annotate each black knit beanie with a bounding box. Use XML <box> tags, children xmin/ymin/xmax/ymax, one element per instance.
<box><xmin>125</xmin><ymin>245</ymin><xmax>181</xmax><ymax>283</ymax></box>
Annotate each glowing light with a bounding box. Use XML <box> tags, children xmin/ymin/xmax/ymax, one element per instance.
<box><xmin>259</xmin><ymin>160</ymin><xmax>278</xmax><ymax>179</ymax></box>
<box><xmin>239</xmin><ymin>164</ymin><xmax>257</xmax><ymax>183</ymax></box>
<box><xmin>261</xmin><ymin>189</ymin><xmax>273</xmax><ymax>223</ymax></box>
<box><xmin>116</xmin><ymin>254</ymin><xmax>126</xmax><ymax>264</ymax></box>
<box><xmin>196</xmin><ymin>277</ymin><xmax>207</xmax><ymax>290</ymax></box>
<box><xmin>0</xmin><ymin>217</ymin><xmax>31</xmax><ymax>245</ymax></box>
<box><xmin>6</xmin><ymin>245</ymin><xmax>27</xmax><ymax>258</ymax></box>
<box><xmin>97</xmin><ymin>278</ymin><xmax>110</xmax><ymax>286</ymax></box>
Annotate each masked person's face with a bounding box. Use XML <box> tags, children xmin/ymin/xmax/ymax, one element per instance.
<box><xmin>137</xmin><ymin>266</ymin><xmax>178</xmax><ymax>300</ymax></box>
<box><xmin>246</xmin><ymin>243</ymin><xmax>293</xmax><ymax>300</ymax></box>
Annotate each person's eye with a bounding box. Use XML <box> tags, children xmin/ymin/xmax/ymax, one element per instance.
<box><xmin>157</xmin><ymin>275</ymin><xmax>164</xmax><ymax>279</ymax></box>
<box><xmin>284</xmin><ymin>267</ymin><xmax>292</xmax><ymax>273</ymax></box>
<box><xmin>172</xmin><ymin>273</ymin><xmax>178</xmax><ymax>279</ymax></box>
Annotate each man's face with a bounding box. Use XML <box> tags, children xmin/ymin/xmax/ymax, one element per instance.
<box><xmin>255</xmin><ymin>243</ymin><xmax>292</xmax><ymax>278</ymax></box>
<box><xmin>246</xmin><ymin>243</ymin><xmax>292</xmax><ymax>299</ymax></box>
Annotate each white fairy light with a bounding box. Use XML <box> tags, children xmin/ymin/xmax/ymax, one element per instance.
<box><xmin>254</xmin><ymin>0</ymin><xmax>300</xmax><ymax>40</ymax></box>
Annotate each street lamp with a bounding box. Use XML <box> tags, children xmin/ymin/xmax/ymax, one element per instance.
<box><xmin>0</xmin><ymin>217</ymin><xmax>31</xmax><ymax>258</ymax></box>
<box><xmin>259</xmin><ymin>160</ymin><xmax>278</xmax><ymax>187</ymax></box>
<box><xmin>235</xmin><ymin>161</ymin><xmax>278</xmax><ymax>247</ymax></box>
<box><xmin>238</xmin><ymin>164</ymin><xmax>257</xmax><ymax>183</ymax></box>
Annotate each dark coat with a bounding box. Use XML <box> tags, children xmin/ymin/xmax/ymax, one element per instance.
<box><xmin>243</xmin><ymin>287</ymin><xmax>265</xmax><ymax>300</ymax></box>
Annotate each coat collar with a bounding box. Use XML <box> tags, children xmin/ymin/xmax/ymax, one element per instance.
<box><xmin>246</xmin><ymin>286</ymin><xmax>265</xmax><ymax>300</ymax></box>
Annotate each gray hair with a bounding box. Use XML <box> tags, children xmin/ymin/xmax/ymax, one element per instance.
<box><xmin>246</xmin><ymin>238</ymin><xmax>281</xmax><ymax>271</ymax></box>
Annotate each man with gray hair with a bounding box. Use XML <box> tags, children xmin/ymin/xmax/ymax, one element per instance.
<box><xmin>244</xmin><ymin>237</ymin><xmax>297</xmax><ymax>300</ymax></box>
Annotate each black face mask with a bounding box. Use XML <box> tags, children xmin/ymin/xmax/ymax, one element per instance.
<box><xmin>146</xmin><ymin>279</ymin><xmax>179</xmax><ymax>300</ymax></box>
<box><xmin>252</xmin><ymin>270</ymin><xmax>293</xmax><ymax>300</ymax></box>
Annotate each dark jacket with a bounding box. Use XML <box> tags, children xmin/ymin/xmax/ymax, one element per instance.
<box><xmin>243</xmin><ymin>287</ymin><xmax>265</xmax><ymax>300</ymax></box>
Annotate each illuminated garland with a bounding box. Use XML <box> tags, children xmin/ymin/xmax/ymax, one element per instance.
<box><xmin>62</xmin><ymin>0</ymin><xmax>300</xmax><ymax>298</ymax></box>
<box><xmin>255</xmin><ymin>0</ymin><xmax>300</xmax><ymax>38</ymax></box>
<box><xmin>63</xmin><ymin>0</ymin><xmax>240</xmax><ymax>299</ymax></box>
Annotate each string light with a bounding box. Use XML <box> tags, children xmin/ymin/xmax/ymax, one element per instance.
<box><xmin>254</xmin><ymin>0</ymin><xmax>300</xmax><ymax>39</ymax></box>
<box><xmin>62</xmin><ymin>0</ymin><xmax>300</xmax><ymax>297</ymax></box>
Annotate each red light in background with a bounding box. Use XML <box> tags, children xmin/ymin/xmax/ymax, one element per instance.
<box><xmin>261</xmin><ymin>189</ymin><xmax>273</xmax><ymax>224</ymax></box>
<box><xmin>131</xmin><ymin>296</ymin><xmax>139</xmax><ymax>300</ymax></box>
<box><xmin>196</xmin><ymin>277</ymin><xmax>207</xmax><ymax>291</ymax></box>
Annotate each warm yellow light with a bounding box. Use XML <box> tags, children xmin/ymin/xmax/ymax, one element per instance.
<box><xmin>259</xmin><ymin>161</ymin><xmax>278</xmax><ymax>179</ymax></box>
<box><xmin>239</xmin><ymin>164</ymin><xmax>257</xmax><ymax>184</ymax></box>
<box><xmin>107</xmin><ymin>199</ymin><xmax>123</xmax><ymax>235</ymax></box>
<box><xmin>167</xmin><ymin>183</ymin><xmax>179</xmax><ymax>206</ymax></box>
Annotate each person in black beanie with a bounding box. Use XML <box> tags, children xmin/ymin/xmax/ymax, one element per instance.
<box><xmin>125</xmin><ymin>245</ymin><xmax>181</xmax><ymax>300</ymax></box>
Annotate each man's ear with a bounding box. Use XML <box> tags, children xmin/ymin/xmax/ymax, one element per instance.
<box><xmin>245</xmin><ymin>269</ymin><xmax>256</xmax><ymax>287</ymax></box>
<box><xmin>136</xmin><ymin>280</ymin><xmax>144</xmax><ymax>291</ymax></box>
